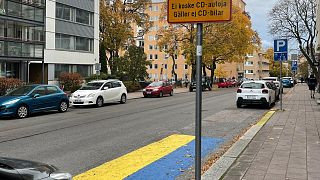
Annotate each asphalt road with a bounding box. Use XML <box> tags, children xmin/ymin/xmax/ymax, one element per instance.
<box><xmin>0</xmin><ymin>88</ymin><xmax>267</xmax><ymax>176</ymax></box>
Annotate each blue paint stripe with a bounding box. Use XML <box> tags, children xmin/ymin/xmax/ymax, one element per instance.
<box><xmin>125</xmin><ymin>137</ymin><xmax>224</xmax><ymax>180</ymax></box>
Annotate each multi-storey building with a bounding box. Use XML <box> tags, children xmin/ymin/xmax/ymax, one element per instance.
<box><xmin>0</xmin><ymin>0</ymin><xmax>45</xmax><ymax>82</ymax></box>
<box><xmin>0</xmin><ymin>0</ymin><xmax>99</xmax><ymax>84</ymax></box>
<box><xmin>243</xmin><ymin>51</ymin><xmax>270</xmax><ymax>79</ymax></box>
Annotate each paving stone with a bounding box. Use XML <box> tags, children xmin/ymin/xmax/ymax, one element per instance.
<box><xmin>264</xmin><ymin>173</ymin><xmax>286</xmax><ymax>180</ymax></box>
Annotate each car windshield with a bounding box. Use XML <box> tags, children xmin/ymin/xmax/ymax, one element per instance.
<box><xmin>241</xmin><ymin>82</ymin><xmax>265</xmax><ymax>89</ymax></box>
<box><xmin>149</xmin><ymin>81</ymin><xmax>163</xmax><ymax>87</ymax></box>
<box><xmin>6</xmin><ymin>86</ymin><xmax>35</xmax><ymax>96</ymax></box>
<box><xmin>80</xmin><ymin>82</ymin><xmax>104</xmax><ymax>90</ymax></box>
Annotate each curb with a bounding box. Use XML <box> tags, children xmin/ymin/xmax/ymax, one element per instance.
<box><xmin>202</xmin><ymin>111</ymin><xmax>276</xmax><ymax>180</ymax></box>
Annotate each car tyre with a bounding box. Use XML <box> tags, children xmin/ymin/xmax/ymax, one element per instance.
<box><xmin>58</xmin><ymin>101</ymin><xmax>68</xmax><ymax>112</ymax></box>
<box><xmin>236</xmin><ymin>102</ymin><xmax>242</xmax><ymax>108</ymax></box>
<box><xmin>189</xmin><ymin>88</ymin><xmax>193</xmax><ymax>92</ymax></box>
<box><xmin>120</xmin><ymin>94</ymin><xmax>127</xmax><ymax>104</ymax></box>
<box><xmin>96</xmin><ymin>96</ymin><xmax>104</xmax><ymax>107</ymax></box>
<box><xmin>158</xmin><ymin>91</ymin><xmax>163</xmax><ymax>98</ymax></box>
<box><xmin>17</xmin><ymin>105</ymin><xmax>28</xmax><ymax>118</ymax></box>
<box><xmin>170</xmin><ymin>90</ymin><xmax>173</xmax><ymax>96</ymax></box>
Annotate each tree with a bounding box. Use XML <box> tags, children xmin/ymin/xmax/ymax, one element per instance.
<box><xmin>269</xmin><ymin>0</ymin><xmax>319</xmax><ymax>82</ymax></box>
<box><xmin>99</xmin><ymin>43</ymin><xmax>108</xmax><ymax>74</ymax></box>
<box><xmin>265</xmin><ymin>48</ymin><xmax>291</xmax><ymax>77</ymax></box>
<box><xmin>99</xmin><ymin>0</ymin><xmax>152</xmax><ymax>75</ymax></box>
<box><xmin>298</xmin><ymin>61</ymin><xmax>309</xmax><ymax>80</ymax></box>
<box><xmin>118</xmin><ymin>45</ymin><xmax>151</xmax><ymax>83</ymax></box>
<box><xmin>202</xmin><ymin>6</ymin><xmax>259</xmax><ymax>84</ymax></box>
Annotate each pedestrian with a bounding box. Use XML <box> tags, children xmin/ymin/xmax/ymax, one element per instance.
<box><xmin>307</xmin><ymin>74</ymin><xmax>317</xmax><ymax>98</ymax></box>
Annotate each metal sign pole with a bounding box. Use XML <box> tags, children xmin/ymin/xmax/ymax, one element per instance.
<box><xmin>195</xmin><ymin>23</ymin><xmax>203</xmax><ymax>180</ymax></box>
<box><xmin>280</xmin><ymin>56</ymin><xmax>283</xmax><ymax>110</ymax></box>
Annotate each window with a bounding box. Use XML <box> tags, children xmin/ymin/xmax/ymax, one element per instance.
<box><xmin>34</xmin><ymin>8</ymin><xmax>44</xmax><ymax>22</ymax></box>
<box><xmin>175</xmin><ymin>54</ymin><xmax>178</xmax><ymax>59</ymax></box>
<box><xmin>54</xmin><ymin>64</ymin><xmax>72</xmax><ymax>78</ymax></box>
<box><xmin>149</xmin><ymin>45</ymin><xmax>153</xmax><ymax>50</ymax></box>
<box><xmin>154</xmin><ymin>45</ymin><xmax>158</xmax><ymax>50</ymax></box>
<box><xmin>185</xmin><ymin>64</ymin><xmax>188</xmax><ymax>69</ymax></box>
<box><xmin>245</xmin><ymin>70</ymin><xmax>253</xmax><ymax>74</ymax></box>
<box><xmin>154</xmin><ymin>64</ymin><xmax>158</xmax><ymax>69</ymax></box>
<box><xmin>7</xmin><ymin>1</ymin><xmax>22</xmax><ymax>18</ymax></box>
<box><xmin>104</xmin><ymin>82</ymin><xmax>112</xmax><ymax>89</ymax></box>
<box><xmin>22</xmin><ymin>4</ymin><xmax>34</xmax><ymax>21</ymax></box>
<box><xmin>56</xmin><ymin>3</ymin><xmax>71</xmax><ymax>21</ymax></box>
<box><xmin>174</xmin><ymin>64</ymin><xmax>177</xmax><ymax>69</ymax></box>
<box><xmin>153</xmin><ymin>5</ymin><xmax>158</xmax><ymax>11</ymax></box>
<box><xmin>0</xmin><ymin>19</ymin><xmax>4</xmax><ymax>37</ymax></box>
<box><xmin>149</xmin><ymin>54</ymin><xmax>153</xmax><ymax>60</ymax></box>
<box><xmin>76</xmin><ymin>65</ymin><xmax>91</xmax><ymax>77</ymax></box>
<box><xmin>112</xmin><ymin>82</ymin><xmax>121</xmax><ymax>88</ymax></box>
<box><xmin>34</xmin><ymin>44</ymin><xmax>43</xmax><ymax>57</ymax></box>
<box><xmin>164</xmin><ymin>64</ymin><xmax>167</xmax><ymax>69</ymax></box>
<box><xmin>0</xmin><ymin>41</ymin><xmax>4</xmax><ymax>56</ymax></box>
<box><xmin>139</xmin><ymin>41</ymin><xmax>144</xmax><ymax>47</ymax></box>
<box><xmin>0</xmin><ymin>0</ymin><xmax>5</xmax><ymax>15</ymax></box>
<box><xmin>22</xmin><ymin>43</ymin><xmax>34</xmax><ymax>57</ymax></box>
<box><xmin>31</xmin><ymin>87</ymin><xmax>46</xmax><ymax>96</ymax></box>
<box><xmin>46</xmin><ymin>86</ymin><xmax>59</xmax><ymax>95</ymax></box>
<box><xmin>76</xmin><ymin>9</ymin><xmax>90</xmax><ymax>24</ymax></box>
<box><xmin>245</xmin><ymin>61</ymin><xmax>253</xmax><ymax>66</ymax></box>
<box><xmin>155</xmin><ymin>54</ymin><xmax>158</xmax><ymax>59</ymax></box>
<box><xmin>8</xmin><ymin>42</ymin><xmax>21</xmax><ymax>57</ymax></box>
<box><xmin>149</xmin><ymin>64</ymin><xmax>152</xmax><ymax>69</ymax></box>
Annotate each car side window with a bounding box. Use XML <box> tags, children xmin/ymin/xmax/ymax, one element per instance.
<box><xmin>112</xmin><ymin>82</ymin><xmax>121</xmax><ymax>88</ymax></box>
<box><xmin>104</xmin><ymin>82</ymin><xmax>113</xmax><ymax>89</ymax></box>
<box><xmin>46</xmin><ymin>86</ymin><xmax>59</xmax><ymax>95</ymax></box>
<box><xmin>266</xmin><ymin>82</ymin><xmax>273</xmax><ymax>89</ymax></box>
<box><xmin>31</xmin><ymin>87</ymin><xmax>46</xmax><ymax>96</ymax></box>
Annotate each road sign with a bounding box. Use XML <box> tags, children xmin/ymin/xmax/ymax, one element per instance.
<box><xmin>167</xmin><ymin>0</ymin><xmax>232</xmax><ymax>23</ymax></box>
<box><xmin>274</xmin><ymin>39</ymin><xmax>288</xmax><ymax>61</ymax></box>
<box><xmin>95</xmin><ymin>63</ymin><xmax>101</xmax><ymax>71</ymax></box>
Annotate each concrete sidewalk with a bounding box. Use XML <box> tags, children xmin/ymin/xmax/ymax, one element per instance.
<box><xmin>203</xmin><ymin>83</ymin><xmax>320</xmax><ymax>180</ymax></box>
<box><xmin>127</xmin><ymin>87</ymin><xmax>189</xmax><ymax>100</ymax></box>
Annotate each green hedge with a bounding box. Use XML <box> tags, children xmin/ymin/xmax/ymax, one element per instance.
<box><xmin>0</xmin><ymin>78</ymin><xmax>23</xmax><ymax>96</ymax></box>
<box><xmin>123</xmin><ymin>81</ymin><xmax>141</xmax><ymax>92</ymax></box>
<box><xmin>58</xmin><ymin>72</ymin><xmax>83</xmax><ymax>93</ymax></box>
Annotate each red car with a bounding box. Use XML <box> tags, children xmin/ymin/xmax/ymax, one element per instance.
<box><xmin>217</xmin><ymin>79</ymin><xmax>236</xmax><ymax>88</ymax></box>
<box><xmin>143</xmin><ymin>81</ymin><xmax>173</xmax><ymax>97</ymax></box>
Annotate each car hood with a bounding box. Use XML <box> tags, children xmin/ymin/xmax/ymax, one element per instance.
<box><xmin>0</xmin><ymin>157</ymin><xmax>57</xmax><ymax>180</ymax></box>
<box><xmin>73</xmin><ymin>90</ymin><xmax>100</xmax><ymax>96</ymax></box>
<box><xmin>145</xmin><ymin>86</ymin><xmax>161</xmax><ymax>89</ymax></box>
<box><xmin>0</xmin><ymin>96</ymin><xmax>22</xmax><ymax>105</ymax></box>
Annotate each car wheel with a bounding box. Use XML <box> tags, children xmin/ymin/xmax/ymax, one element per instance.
<box><xmin>236</xmin><ymin>102</ymin><xmax>242</xmax><ymax>108</ymax></box>
<box><xmin>158</xmin><ymin>91</ymin><xmax>163</xmax><ymax>97</ymax></box>
<box><xmin>58</xmin><ymin>101</ymin><xmax>68</xmax><ymax>112</ymax></box>
<box><xmin>189</xmin><ymin>88</ymin><xmax>193</xmax><ymax>92</ymax></box>
<box><xmin>96</xmin><ymin>96</ymin><xmax>104</xmax><ymax>107</ymax></box>
<box><xmin>17</xmin><ymin>105</ymin><xmax>28</xmax><ymax>118</ymax></box>
<box><xmin>143</xmin><ymin>95</ymin><xmax>147</xmax><ymax>98</ymax></box>
<box><xmin>170</xmin><ymin>90</ymin><xmax>173</xmax><ymax>96</ymax></box>
<box><xmin>120</xmin><ymin>94</ymin><xmax>127</xmax><ymax>104</ymax></box>
<box><xmin>208</xmin><ymin>87</ymin><xmax>212</xmax><ymax>91</ymax></box>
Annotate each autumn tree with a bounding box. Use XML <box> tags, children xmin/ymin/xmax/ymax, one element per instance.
<box><xmin>202</xmin><ymin>6</ymin><xmax>259</xmax><ymax>84</ymax></box>
<box><xmin>265</xmin><ymin>48</ymin><xmax>291</xmax><ymax>77</ymax></box>
<box><xmin>268</xmin><ymin>0</ymin><xmax>319</xmax><ymax>81</ymax></box>
<box><xmin>100</xmin><ymin>0</ymin><xmax>152</xmax><ymax>75</ymax></box>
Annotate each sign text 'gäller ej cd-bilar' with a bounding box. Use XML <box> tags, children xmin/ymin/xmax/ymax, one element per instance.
<box><xmin>167</xmin><ymin>0</ymin><xmax>232</xmax><ymax>23</ymax></box>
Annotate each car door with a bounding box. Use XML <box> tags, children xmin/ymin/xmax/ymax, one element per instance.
<box><xmin>29</xmin><ymin>86</ymin><xmax>48</xmax><ymax>111</ymax></box>
<box><xmin>101</xmin><ymin>82</ymin><xmax>115</xmax><ymax>103</ymax></box>
<box><xmin>266</xmin><ymin>82</ymin><xmax>275</xmax><ymax>103</ymax></box>
<box><xmin>111</xmin><ymin>81</ymin><xmax>122</xmax><ymax>100</ymax></box>
<box><xmin>45</xmin><ymin>86</ymin><xmax>62</xmax><ymax>109</ymax></box>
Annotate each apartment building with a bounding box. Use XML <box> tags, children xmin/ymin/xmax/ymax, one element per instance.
<box><xmin>0</xmin><ymin>0</ymin><xmax>99</xmax><ymax>84</ymax></box>
<box><xmin>243</xmin><ymin>51</ymin><xmax>270</xmax><ymax>79</ymax></box>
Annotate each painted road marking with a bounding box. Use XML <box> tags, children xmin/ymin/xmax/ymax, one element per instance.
<box><xmin>125</xmin><ymin>137</ymin><xmax>223</xmax><ymax>180</ymax></box>
<box><xmin>256</xmin><ymin>111</ymin><xmax>275</xmax><ymax>126</ymax></box>
<box><xmin>74</xmin><ymin>134</ymin><xmax>194</xmax><ymax>180</ymax></box>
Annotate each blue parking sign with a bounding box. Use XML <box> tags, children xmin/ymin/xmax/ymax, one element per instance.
<box><xmin>274</xmin><ymin>39</ymin><xmax>288</xmax><ymax>61</ymax></box>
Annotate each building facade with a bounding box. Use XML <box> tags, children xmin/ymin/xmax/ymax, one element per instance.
<box><xmin>0</xmin><ymin>0</ymin><xmax>99</xmax><ymax>84</ymax></box>
<box><xmin>243</xmin><ymin>51</ymin><xmax>270</xmax><ymax>79</ymax></box>
<box><xmin>0</xmin><ymin>0</ymin><xmax>45</xmax><ymax>82</ymax></box>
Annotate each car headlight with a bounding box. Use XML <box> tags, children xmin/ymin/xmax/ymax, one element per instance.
<box><xmin>50</xmin><ymin>172</ymin><xmax>72</xmax><ymax>180</ymax></box>
<box><xmin>87</xmin><ymin>93</ymin><xmax>95</xmax><ymax>98</ymax></box>
<box><xmin>153</xmin><ymin>89</ymin><xmax>159</xmax><ymax>91</ymax></box>
<box><xmin>3</xmin><ymin>99</ymin><xmax>19</xmax><ymax>106</ymax></box>
<box><xmin>142</xmin><ymin>89</ymin><xmax>146</xmax><ymax>91</ymax></box>
<box><xmin>70</xmin><ymin>93</ymin><xmax>73</xmax><ymax>97</ymax></box>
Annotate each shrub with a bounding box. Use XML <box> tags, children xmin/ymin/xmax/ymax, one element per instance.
<box><xmin>0</xmin><ymin>78</ymin><xmax>23</xmax><ymax>96</ymax></box>
<box><xmin>85</xmin><ymin>73</ymin><xmax>118</xmax><ymax>82</ymax></box>
<box><xmin>123</xmin><ymin>81</ymin><xmax>141</xmax><ymax>92</ymax></box>
<box><xmin>58</xmin><ymin>73</ymin><xmax>83</xmax><ymax>93</ymax></box>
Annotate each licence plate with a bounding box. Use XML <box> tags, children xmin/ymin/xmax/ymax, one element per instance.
<box><xmin>74</xmin><ymin>99</ymin><xmax>83</xmax><ymax>102</ymax></box>
<box><xmin>147</xmin><ymin>92</ymin><xmax>151</xmax><ymax>94</ymax></box>
<box><xmin>246</xmin><ymin>95</ymin><xmax>257</xmax><ymax>99</ymax></box>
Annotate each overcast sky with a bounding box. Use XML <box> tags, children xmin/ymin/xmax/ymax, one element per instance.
<box><xmin>245</xmin><ymin>0</ymin><xmax>278</xmax><ymax>49</ymax></box>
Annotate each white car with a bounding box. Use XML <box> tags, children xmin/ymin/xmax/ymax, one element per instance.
<box><xmin>70</xmin><ymin>79</ymin><xmax>127</xmax><ymax>107</ymax></box>
<box><xmin>236</xmin><ymin>80</ymin><xmax>276</xmax><ymax>108</ymax></box>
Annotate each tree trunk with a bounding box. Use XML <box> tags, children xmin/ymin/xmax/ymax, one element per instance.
<box><xmin>210</xmin><ymin>64</ymin><xmax>216</xmax><ymax>87</ymax></box>
<box><xmin>202</xmin><ymin>65</ymin><xmax>207</xmax><ymax>77</ymax></box>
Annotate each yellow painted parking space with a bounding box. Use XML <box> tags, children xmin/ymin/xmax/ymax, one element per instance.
<box><xmin>256</xmin><ymin>111</ymin><xmax>275</xmax><ymax>126</ymax></box>
<box><xmin>74</xmin><ymin>134</ymin><xmax>194</xmax><ymax>180</ymax></box>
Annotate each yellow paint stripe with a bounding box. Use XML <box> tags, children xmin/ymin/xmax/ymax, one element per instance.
<box><xmin>256</xmin><ymin>111</ymin><xmax>275</xmax><ymax>126</ymax></box>
<box><xmin>74</xmin><ymin>134</ymin><xmax>194</xmax><ymax>180</ymax></box>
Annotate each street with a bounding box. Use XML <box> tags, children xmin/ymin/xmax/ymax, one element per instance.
<box><xmin>0</xmin><ymin>87</ymin><xmax>268</xmax><ymax>178</ymax></box>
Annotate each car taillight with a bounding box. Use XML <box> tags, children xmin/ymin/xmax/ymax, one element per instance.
<box><xmin>237</xmin><ymin>89</ymin><xmax>242</xmax><ymax>93</ymax></box>
<box><xmin>262</xmin><ymin>89</ymin><xmax>268</xmax><ymax>94</ymax></box>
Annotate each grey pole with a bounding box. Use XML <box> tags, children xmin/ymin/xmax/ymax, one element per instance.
<box><xmin>280</xmin><ymin>56</ymin><xmax>283</xmax><ymax>110</ymax></box>
<box><xmin>195</xmin><ymin>23</ymin><xmax>203</xmax><ymax>180</ymax></box>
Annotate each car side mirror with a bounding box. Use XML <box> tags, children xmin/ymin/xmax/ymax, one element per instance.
<box><xmin>103</xmin><ymin>87</ymin><xmax>109</xmax><ymax>90</ymax></box>
<box><xmin>33</xmin><ymin>94</ymin><xmax>40</xmax><ymax>98</ymax></box>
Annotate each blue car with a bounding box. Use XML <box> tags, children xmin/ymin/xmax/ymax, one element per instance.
<box><xmin>282</xmin><ymin>79</ymin><xmax>292</xmax><ymax>88</ymax></box>
<box><xmin>0</xmin><ymin>85</ymin><xmax>69</xmax><ymax>118</ymax></box>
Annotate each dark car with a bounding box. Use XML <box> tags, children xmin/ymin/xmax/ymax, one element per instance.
<box><xmin>189</xmin><ymin>77</ymin><xmax>212</xmax><ymax>92</ymax></box>
<box><xmin>0</xmin><ymin>157</ymin><xmax>72</xmax><ymax>180</ymax></box>
<box><xmin>0</xmin><ymin>85</ymin><xmax>69</xmax><ymax>118</ymax></box>
<box><xmin>282</xmin><ymin>79</ymin><xmax>292</xmax><ymax>88</ymax></box>
<box><xmin>143</xmin><ymin>81</ymin><xmax>173</xmax><ymax>97</ymax></box>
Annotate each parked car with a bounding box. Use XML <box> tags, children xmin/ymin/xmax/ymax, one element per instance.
<box><xmin>283</xmin><ymin>77</ymin><xmax>294</xmax><ymax>87</ymax></box>
<box><xmin>189</xmin><ymin>77</ymin><xmax>212</xmax><ymax>91</ymax></box>
<box><xmin>70</xmin><ymin>79</ymin><xmax>127</xmax><ymax>107</ymax></box>
<box><xmin>0</xmin><ymin>85</ymin><xmax>69</xmax><ymax>118</ymax></box>
<box><xmin>262</xmin><ymin>77</ymin><xmax>279</xmax><ymax>82</ymax></box>
<box><xmin>236</xmin><ymin>81</ymin><xmax>276</xmax><ymax>108</ymax></box>
<box><xmin>217</xmin><ymin>79</ymin><xmax>229</xmax><ymax>88</ymax></box>
<box><xmin>143</xmin><ymin>81</ymin><xmax>173</xmax><ymax>97</ymax></box>
<box><xmin>0</xmin><ymin>157</ymin><xmax>72</xmax><ymax>180</ymax></box>
<box><xmin>282</xmin><ymin>79</ymin><xmax>292</xmax><ymax>88</ymax></box>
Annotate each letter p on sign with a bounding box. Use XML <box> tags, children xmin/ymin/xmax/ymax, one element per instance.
<box><xmin>274</xmin><ymin>39</ymin><xmax>288</xmax><ymax>53</ymax></box>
